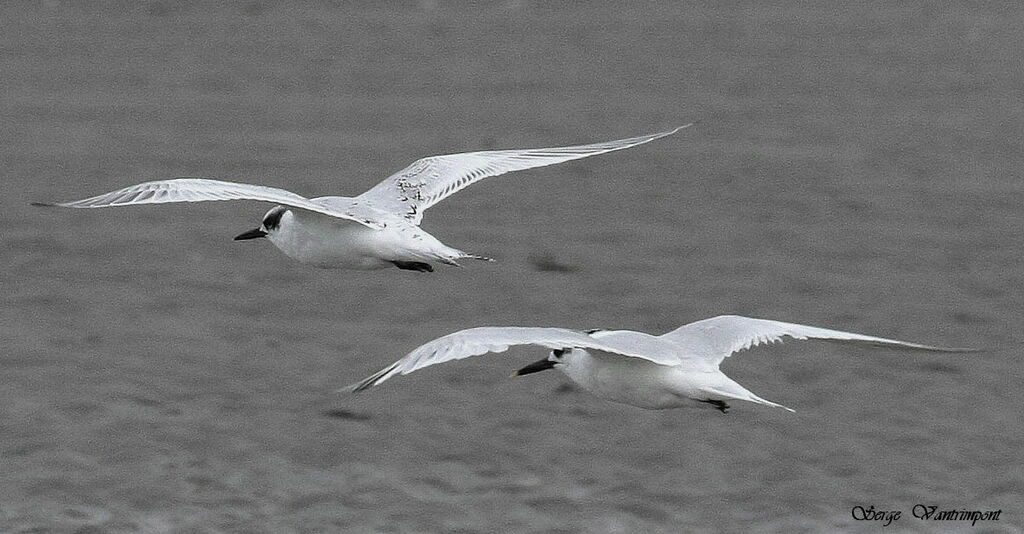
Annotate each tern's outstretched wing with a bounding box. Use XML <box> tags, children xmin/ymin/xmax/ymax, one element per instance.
<box><xmin>659</xmin><ymin>315</ymin><xmax>974</xmax><ymax>366</ymax></box>
<box><xmin>347</xmin><ymin>326</ymin><xmax>683</xmax><ymax>392</ymax></box>
<box><xmin>355</xmin><ymin>125</ymin><xmax>691</xmax><ymax>224</ymax></box>
<box><xmin>33</xmin><ymin>178</ymin><xmax>384</xmax><ymax>229</ymax></box>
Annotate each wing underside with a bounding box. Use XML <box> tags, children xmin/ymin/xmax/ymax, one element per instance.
<box><xmin>348</xmin><ymin>326</ymin><xmax>683</xmax><ymax>391</ymax></box>
<box><xmin>34</xmin><ymin>178</ymin><xmax>383</xmax><ymax>228</ymax></box>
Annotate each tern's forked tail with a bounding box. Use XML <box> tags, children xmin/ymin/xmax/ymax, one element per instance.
<box><xmin>435</xmin><ymin>251</ymin><xmax>495</xmax><ymax>267</ymax></box>
<box><xmin>701</xmin><ymin>376</ymin><xmax>797</xmax><ymax>413</ymax></box>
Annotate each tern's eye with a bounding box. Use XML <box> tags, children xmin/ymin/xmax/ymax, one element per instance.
<box><xmin>262</xmin><ymin>207</ymin><xmax>286</xmax><ymax>230</ymax></box>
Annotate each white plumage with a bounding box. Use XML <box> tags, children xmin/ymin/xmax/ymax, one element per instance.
<box><xmin>348</xmin><ymin>315</ymin><xmax>972</xmax><ymax>412</ymax></box>
<box><xmin>35</xmin><ymin>126</ymin><xmax>689</xmax><ymax>271</ymax></box>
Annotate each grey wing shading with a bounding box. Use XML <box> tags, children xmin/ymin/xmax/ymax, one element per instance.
<box><xmin>33</xmin><ymin>178</ymin><xmax>385</xmax><ymax>229</ymax></box>
<box><xmin>355</xmin><ymin>125</ymin><xmax>692</xmax><ymax>224</ymax></box>
<box><xmin>659</xmin><ymin>315</ymin><xmax>975</xmax><ymax>365</ymax></box>
<box><xmin>346</xmin><ymin>326</ymin><xmax>683</xmax><ymax>392</ymax></box>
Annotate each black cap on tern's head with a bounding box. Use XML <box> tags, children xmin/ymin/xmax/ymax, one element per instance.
<box><xmin>261</xmin><ymin>206</ymin><xmax>287</xmax><ymax>230</ymax></box>
<box><xmin>234</xmin><ymin>206</ymin><xmax>288</xmax><ymax>240</ymax></box>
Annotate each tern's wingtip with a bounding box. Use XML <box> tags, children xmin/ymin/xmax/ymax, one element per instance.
<box><xmin>668</xmin><ymin>122</ymin><xmax>698</xmax><ymax>134</ymax></box>
<box><xmin>918</xmin><ymin>344</ymin><xmax>983</xmax><ymax>353</ymax></box>
<box><xmin>336</xmin><ymin>383</ymin><xmax>362</xmax><ymax>394</ymax></box>
<box><xmin>30</xmin><ymin>201</ymin><xmax>57</xmax><ymax>207</ymax></box>
<box><xmin>651</xmin><ymin>123</ymin><xmax>696</xmax><ymax>139</ymax></box>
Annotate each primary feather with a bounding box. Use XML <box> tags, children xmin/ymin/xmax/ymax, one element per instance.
<box><xmin>658</xmin><ymin>315</ymin><xmax>974</xmax><ymax>365</ymax></box>
<box><xmin>355</xmin><ymin>125</ymin><xmax>692</xmax><ymax>223</ymax></box>
<box><xmin>32</xmin><ymin>178</ymin><xmax>384</xmax><ymax>229</ymax></box>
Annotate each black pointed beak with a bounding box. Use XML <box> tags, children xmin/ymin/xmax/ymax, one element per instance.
<box><xmin>234</xmin><ymin>228</ymin><xmax>267</xmax><ymax>241</ymax></box>
<box><xmin>513</xmin><ymin>357</ymin><xmax>557</xmax><ymax>377</ymax></box>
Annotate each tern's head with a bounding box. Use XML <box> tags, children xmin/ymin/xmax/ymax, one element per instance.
<box><xmin>234</xmin><ymin>206</ymin><xmax>289</xmax><ymax>241</ymax></box>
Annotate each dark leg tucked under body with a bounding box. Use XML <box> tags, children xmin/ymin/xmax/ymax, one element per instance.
<box><xmin>391</xmin><ymin>261</ymin><xmax>434</xmax><ymax>272</ymax></box>
<box><xmin>699</xmin><ymin>399</ymin><xmax>730</xmax><ymax>413</ymax></box>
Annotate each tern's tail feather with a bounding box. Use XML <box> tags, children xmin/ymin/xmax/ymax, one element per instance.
<box><xmin>435</xmin><ymin>251</ymin><xmax>495</xmax><ymax>267</ymax></box>
<box><xmin>743</xmin><ymin>392</ymin><xmax>795</xmax><ymax>413</ymax></box>
<box><xmin>702</xmin><ymin>380</ymin><xmax>796</xmax><ymax>413</ymax></box>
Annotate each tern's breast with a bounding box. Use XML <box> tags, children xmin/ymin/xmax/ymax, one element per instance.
<box><xmin>269</xmin><ymin>213</ymin><xmax>391</xmax><ymax>269</ymax></box>
<box><xmin>558</xmin><ymin>350</ymin><xmax>689</xmax><ymax>409</ymax></box>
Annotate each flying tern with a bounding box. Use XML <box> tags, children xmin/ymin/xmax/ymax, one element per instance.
<box><xmin>348</xmin><ymin>315</ymin><xmax>972</xmax><ymax>412</ymax></box>
<box><xmin>34</xmin><ymin>126</ymin><xmax>690</xmax><ymax>271</ymax></box>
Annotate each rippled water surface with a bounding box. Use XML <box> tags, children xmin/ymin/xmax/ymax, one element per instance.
<box><xmin>2</xmin><ymin>2</ymin><xmax>1022</xmax><ymax>532</ymax></box>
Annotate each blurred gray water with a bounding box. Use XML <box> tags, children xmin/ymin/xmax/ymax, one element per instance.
<box><xmin>2</xmin><ymin>2</ymin><xmax>1022</xmax><ymax>532</ymax></box>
